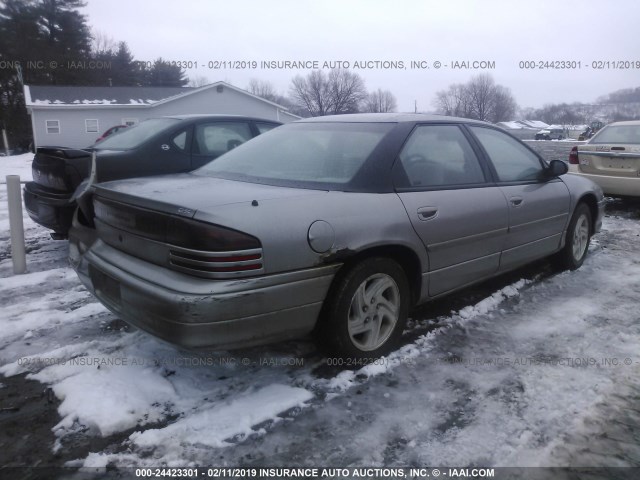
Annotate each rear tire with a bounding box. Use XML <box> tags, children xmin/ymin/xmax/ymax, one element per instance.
<box><xmin>555</xmin><ymin>203</ymin><xmax>591</xmax><ymax>270</ymax></box>
<box><xmin>317</xmin><ymin>257</ymin><xmax>410</xmax><ymax>360</ymax></box>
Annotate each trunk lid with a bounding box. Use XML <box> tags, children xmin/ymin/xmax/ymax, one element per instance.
<box><xmin>32</xmin><ymin>147</ymin><xmax>91</xmax><ymax>191</ymax></box>
<box><xmin>94</xmin><ymin>173</ymin><xmax>325</xmax><ymax>217</ymax></box>
<box><xmin>577</xmin><ymin>144</ymin><xmax>640</xmax><ymax>177</ymax></box>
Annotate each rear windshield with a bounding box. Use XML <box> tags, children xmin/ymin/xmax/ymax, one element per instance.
<box><xmin>195</xmin><ymin>122</ymin><xmax>394</xmax><ymax>187</ymax></box>
<box><xmin>590</xmin><ymin>124</ymin><xmax>640</xmax><ymax>144</ymax></box>
<box><xmin>94</xmin><ymin>118</ymin><xmax>180</xmax><ymax>150</ymax></box>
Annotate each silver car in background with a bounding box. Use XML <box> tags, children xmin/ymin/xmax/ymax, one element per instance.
<box><xmin>568</xmin><ymin>120</ymin><xmax>640</xmax><ymax>197</ymax></box>
<box><xmin>69</xmin><ymin>114</ymin><xmax>605</xmax><ymax>359</ymax></box>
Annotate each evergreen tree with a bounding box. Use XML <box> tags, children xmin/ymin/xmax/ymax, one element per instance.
<box><xmin>36</xmin><ymin>0</ymin><xmax>92</xmax><ymax>84</ymax></box>
<box><xmin>0</xmin><ymin>0</ymin><xmax>42</xmax><ymax>149</ymax></box>
<box><xmin>0</xmin><ymin>0</ymin><xmax>190</xmax><ymax>148</ymax></box>
<box><xmin>142</xmin><ymin>58</ymin><xmax>189</xmax><ymax>87</ymax></box>
<box><xmin>104</xmin><ymin>41</ymin><xmax>139</xmax><ymax>86</ymax></box>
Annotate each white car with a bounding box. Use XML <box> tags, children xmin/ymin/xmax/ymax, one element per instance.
<box><xmin>568</xmin><ymin>120</ymin><xmax>640</xmax><ymax>197</ymax></box>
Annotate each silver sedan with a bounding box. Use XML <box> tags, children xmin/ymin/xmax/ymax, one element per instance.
<box><xmin>568</xmin><ymin>120</ymin><xmax>640</xmax><ymax>197</ymax></box>
<box><xmin>69</xmin><ymin>114</ymin><xmax>605</xmax><ymax>359</ymax></box>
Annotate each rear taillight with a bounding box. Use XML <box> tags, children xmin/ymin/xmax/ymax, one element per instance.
<box><xmin>166</xmin><ymin>217</ymin><xmax>260</xmax><ymax>251</ymax></box>
<box><xmin>169</xmin><ymin>248</ymin><xmax>263</xmax><ymax>275</ymax></box>
<box><xmin>94</xmin><ymin>197</ymin><xmax>260</xmax><ymax>251</ymax></box>
<box><xmin>94</xmin><ymin>197</ymin><xmax>263</xmax><ymax>278</ymax></box>
<box><xmin>167</xmin><ymin>218</ymin><xmax>263</xmax><ymax>277</ymax></box>
<box><xmin>569</xmin><ymin>146</ymin><xmax>579</xmax><ymax>165</ymax></box>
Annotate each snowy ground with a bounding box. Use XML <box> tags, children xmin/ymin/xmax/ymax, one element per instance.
<box><xmin>1</xmin><ymin>147</ymin><xmax>639</xmax><ymax>475</ymax></box>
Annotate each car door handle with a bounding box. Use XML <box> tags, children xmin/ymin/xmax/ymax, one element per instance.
<box><xmin>510</xmin><ymin>197</ymin><xmax>524</xmax><ymax>207</ymax></box>
<box><xmin>417</xmin><ymin>206</ymin><xmax>438</xmax><ymax>220</ymax></box>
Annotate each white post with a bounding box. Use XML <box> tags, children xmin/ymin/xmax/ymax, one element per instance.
<box><xmin>6</xmin><ymin>175</ymin><xmax>26</xmax><ymax>274</ymax></box>
<box><xmin>2</xmin><ymin>129</ymin><xmax>9</xmax><ymax>156</ymax></box>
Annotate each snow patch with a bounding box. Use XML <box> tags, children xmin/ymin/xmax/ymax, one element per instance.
<box><xmin>323</xmin><ymin>279</ymin><xmax>530</xmax><ymax>392</ymax></box>
<box><xmin>130</xmin><ymin>384</ymin><xmax>313</xmax><ymax>449</ymax></box>
<box><xmin>0</xmin><ymin>267</ymin><xmax>76</xmax><ymax>290</ymax></box>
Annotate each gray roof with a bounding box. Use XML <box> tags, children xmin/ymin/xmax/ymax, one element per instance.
<box><xmin>26</xmin><ymin>85</ymin><xmax>193</xmax><ymax>106</ymax></box>
<box><xmin>299</xmin><ymin>112</ymin><xmax>491</xmax><ymax>124</ymax></box>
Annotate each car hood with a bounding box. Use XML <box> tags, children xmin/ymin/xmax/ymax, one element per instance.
<box><xmin>94</xmin><ymin>173</ymin><xmax>327</xmax><ymax>217</ymax></box>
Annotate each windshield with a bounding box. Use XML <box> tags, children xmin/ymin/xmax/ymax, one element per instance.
<box><xmin>94</xmin><ymin>118</ymin><xmax>180</xmax><ymax>150</ymax></box>
<box><xmin>590</xmin><ymin>124</ymin><xmax>640</xmax><ymax>144</ymax></box>
<box><xmin>195</xmin><ymin>122</ymin><xmax>394</xmax><ymax>187</ymax></box>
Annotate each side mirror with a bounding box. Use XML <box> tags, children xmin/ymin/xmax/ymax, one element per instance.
<box><xmin>545</xmin><ymin>159</ymin><xmax>568</xmax><ymax>178</ymax></box>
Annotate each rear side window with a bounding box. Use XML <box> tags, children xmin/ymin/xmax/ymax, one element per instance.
<box><xmin>397</xmin><ymin>125</ymin><xmax>486</xmax><ymax>188</ymax></box>
<box><xmin>172</xmin><ymin>130</ymin><xmax>188</xmax><ymax>150</ymax></box>
<box><xmin>95</xmin><ymin>118</ymin><xmax>180</xmax><ymax>150</ymax></box>
<box><xmin>470</xmin><ymin>127</ymin><xmax>543</xmax><ymax>182</ymax></box>
<box><xmin>256</xmin><ymin>122</ymin><xmax>279</xmax><ymax>134</ymax></box>
<box><xmin>194</xmin><ymin>122</ymin><xmax>252</xmax><ymax>156</ymax></box>
<box><xmin>196</xmin><ymin>122</ymin><xmax>393</xmax><ymax>186</ymax></box>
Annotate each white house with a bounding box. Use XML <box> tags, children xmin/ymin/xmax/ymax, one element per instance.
<box><xmin>496</xmin><ymin>120</ymin><xmax>550</xmax><ymax>140</ymax></box>
<box><xmin>23</xmin><ymin>81</ymin><xmax>300</xmax><ymax>148</ymax></box>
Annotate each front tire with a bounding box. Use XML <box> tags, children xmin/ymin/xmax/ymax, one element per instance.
<box><xmin>318</xmin><ymin>257</ymin><xmax>410</xmax><ymax>359</ymax></box>
<box><xmin>555</xmin><ymin>203</ymin><xmax>591</xmax><ymax>270</ymax></box>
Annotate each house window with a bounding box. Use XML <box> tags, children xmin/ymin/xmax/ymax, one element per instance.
<box><xmin>46</xmin><ymin>120</ymin><xmax>60</xmax><ymax>134</ymax></box>
<box><xmin>85</xmin><ymin>119</ymin><xmax>99</xmax><ymax>133</ymax></box>
<box><xmin>122</xmin><ymin>118</ymin><xmax>139</xmax><ymax>126</ymax></box>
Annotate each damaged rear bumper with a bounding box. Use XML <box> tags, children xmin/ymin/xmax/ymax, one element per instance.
<box><xmin>68</xmin><ymin>212</ymin><xmax>340</xmax><ymax>349</ymax></box>
<box><xmin>24</xmin><ymin>181</ymin><xmax>75</xmax><ymax>234</ymax></box>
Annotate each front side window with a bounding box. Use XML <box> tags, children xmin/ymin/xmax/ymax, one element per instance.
<box><xmin>397</xmin><ymin>125</ymin><xmax>486</xmax><ymax>188</ymax></box>
<box><xmin>194</xmin><ymin>122</ymin><xmax>252</xmax><ymax>156</ymax></box>
<box><xmin>94</xmin><ymin>118</ymin><xmax>180</xmax><ymax>150</ymax></box>
<box><xmin>46</xmin><ymin>120</ymin><xmax>60</xmax><ymax>134</ymax></box>
<box><xmin>470</xmin><ymin>126</ymin><xmax>544</xmax><ymax>182</ymax></box>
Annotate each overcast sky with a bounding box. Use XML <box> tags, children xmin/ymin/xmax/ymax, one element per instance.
<box><xmin>82</xmin><ymin>0</ymin><xmax>640</xmax><ymax>114</ymax></box>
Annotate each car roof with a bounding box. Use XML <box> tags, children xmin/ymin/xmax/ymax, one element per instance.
<box><xmin>163</xmin><ymin>114</ymin><xmax>281</xmax><ymax>123</ymax></box>
<box><xmin>296</xmin><ymin>112</ymin><xmax>492</xmax><ymax>125</ymax></box>
<box><xmin>606</xmin><ymin>120</ymin><xmax>640</xmax><ymax>127</ymax></box>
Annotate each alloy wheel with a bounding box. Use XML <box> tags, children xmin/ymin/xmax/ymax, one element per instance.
<box><xmin>347</xmin><ymin>273</ymin><xmax>400</xmax><ymax>351</ymax></box>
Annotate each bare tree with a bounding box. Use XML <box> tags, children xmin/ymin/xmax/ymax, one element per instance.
<box><xmin>188</xmin><ymin>75</ymin><xmax>210</xmax><ymax>87</ymax></box>
<box><xmin>490</xmin><ymin>85</ymin><xmax>517</xmax><ymax>122</ymax></box>
<box><xmin>90</xmin><ymin>29</ymin><xmax>116</xmax><ymax>55</ymax></box>
<box><xmin>518</xmin><ymin>106</ymin><xmax>537</xmax><ymax>120</ymax></box>
<box><xmin>247</xmin><ymin>79</ymin><xmax>278</xmax><ymax>102</ymax></box>
<box><xmin>290</xmin><ymin>70</ymin><xmax>330</xmax><ymax>116</ymax></box>
<box><xmin>433</xmin><ymin>74</ymin><xmax>518</xmax><ymax>122</ymax></box>
<box><xmin>434</xmin><ymin>83</ymin><xmax>473</xmax><ymax>118</ymax></box>
<box><xmin>467</xmin><ymin>74</ymin><xmax>495</xmax><ymax>121</ymax></box>
<box><xmin>532</xmin><ymin>103</ymin><xmax>584</xmax><ymax>125</ymax></box>
<box><xmin>327</xmin><ymin>69</ymin><xmax>367</xmax><ymax>114</ymax></box>
<box><xmin>521</xmin><ymin>86</ymin><xmax>640</xmax><ymax>126</ymax></box>
<box><xmin>365</xmin><ymin>88</ymin><xmax>397</xmax><ymax>113</ymax></box>
<box><xmin>290</xmin><ymin>69</ymin><xmax>367</xmax><ymax>116</ymax></box>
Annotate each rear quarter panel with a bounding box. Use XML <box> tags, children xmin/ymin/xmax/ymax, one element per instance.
<box><xmin>192</xmin><ymin>191</ymin><xmax>429</xmax><ymax>276</ymax></box>
<box><xmin>561</xmin><ymin>173</ymin><xmax>605</xmax><ymax>231</ymax></box>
